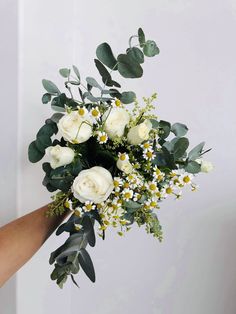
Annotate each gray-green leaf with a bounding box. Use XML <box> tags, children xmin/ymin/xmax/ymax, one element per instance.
<box><xmin>117</xmin><ymin>54</ymin><xmax>143</xmax><ymax>78</ymax></box>
<box><xmin>96</xmin><ymin>43</ymin><xmax>118</xmax><ymax>70</ymax></box>
<box><xmin>42</xmin><ymin>79</ymin><xmax>61</xmax><ymax>95</ymax></box>
<box><xmin>143</xmin><ymin>40</ymin><xmax>160</xmax><ymax>57</ymax></box>
<box><xmin>171</xmin><ymin>123</ymin><xmax>188</xmax><ymax>137</ymax></box>
<box><xmin>59</xmin><ymin>68</ymin><xmax>70</xmax><ymax>78</ymax></box>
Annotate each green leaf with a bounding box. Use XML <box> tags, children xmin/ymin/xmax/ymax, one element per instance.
<box><xmin>117</xmin><ymin>54</ymin><xmax>143</xmax><ymax>78</ymax></box>
<box><xmin>171</xmin><ymin>123</ymin><xmax>188</xmax><ymax>137</ymax></box>
<box><xmin>127</xmin><ymin>47</ymin><xmax>144</xmax><ymax>64</ymax></box>
<box><xmin>72</xmin><ymin>65</ymin><xmax>80</xmax><ymax>81</ymax></box>
<box><xmin>138</xmin><ymin>28</ymin><xmax>146</xmax><ymax>47</ymax></box>
<box><xmin>28</xmin><ymin>141</ymin><xmax>45</xmax><ymax>163</ymax></box>
<box><xmin>78</xmin><ymin>248</ymin><xmax>96</xmax><ymax>282</ymax></box>
<box><xmin>50</xmin><ymin>113</ymin><xmax>64</xmax><ymax>123</ymax></box>
<box><xmin>37</xmin><ymin>123</ymin><xmax>57</xmax><ymax>138</ymax></box>
<box><xmin>35</xmin><ymin>135</ymin><xmax>52</xmax><ymax>152</ymax></box>
<box><xmin>188</xmin><ymin>142</ymin><xmax>205</xmax><ymax>160</ymax></box>
<box><xmin>124</xmin><ymin>200</ymin><xmax>142</xmax><ymax>210</ymax></box>
<box><xmin>82</xmin><ymin>216</ymin><xmax>96</xmax><ymax>247</ymax></box>
<box><xmin>173</xmin><ymin>137</ymin><xmax>189</xmax><ymax>160</ymax></box>
<box><xmin>96</xmin><ymin>43</ymin><xmax>118</xmax><ymax>70</ymax></box>
<box><xmin>94</xmin><ymin>59</ymin><xmax>121</xmax><ymax>87</ymax></box>
<box><xmin>185</xmin><ymin>160</ymin><xmax>201</xmax><ymax>174</ymax></box>
<box><xmin>159</xmin><ymin>120</ymin><xmax>171</xmax><ymax>139</ymax></box>
<box><xmin>150</xmin><ymin>119</ymin><xmax>159</xmax><ymax>129</ymax></box>
<box><xmin>51</xmin><ymin>93</ymin><xmax>67</xmax><ymax>112</ymax></box>
<box><xmin>42</xmin><ymin>79</ymin><xmax>60</xmax><ymax>95</ymax></box>
<box><xmin>143</xmin><ymin>40</ymin><xmax>160</xmax><ymax>57</ymax></box>
<box><xmin>86</xmin><ymin>77</ymin><xmax>102</xmax><ymax>90</ymax></box>
<box><xmin>119</xmin><ymin>91</ymin><xmax>136</xmax><ymax>104</ymax></box>
<box><xmin>59</xmin><ymin>68</ymin><xmax>70</xmax><ymax>78</ymax></box>
<box><xmin>42</xmin><ymin>93</ymin><xmax>51</xmax><ymax>104</ymax></box>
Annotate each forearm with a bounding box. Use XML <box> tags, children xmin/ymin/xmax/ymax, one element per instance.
<box><xmin>0</xmin><ymin>204</ymin><xmax>70</xmax><ymax>287</ymax></box>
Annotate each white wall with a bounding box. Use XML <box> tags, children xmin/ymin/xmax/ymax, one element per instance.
<box><xmin>2</xmin><ymin>0</ymin><xmax>236</xmax><ymax>313</ymax></box>
<box><xmin>0</xmin><ymin>0</ymin><xmax>18</xmax><ymax>313</ymax></box>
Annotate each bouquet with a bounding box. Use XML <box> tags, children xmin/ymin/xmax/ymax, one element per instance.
<box><xmin>28</xmin><ymin>28</ymin><xmax>212</xmax><ymax>288</ymax></box>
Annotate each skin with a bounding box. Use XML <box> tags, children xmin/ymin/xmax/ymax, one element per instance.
<box><xmin>0</xmin><ymin>204</ymin><xmax>70</xmax><ymax>287</ymax></box>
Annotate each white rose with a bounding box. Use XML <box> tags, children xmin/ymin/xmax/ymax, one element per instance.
<box><xmin>103</xmin><ymin>107</ymin><xmax>130</xmax><ymax>139</ymax></box>
<box><xmin>72</xmin><ymin>166</ymin><xmax>114</xmax><ymax>203</ymax></box>
<box><xmin>196</xmin><ymin>159</ymin><xmax>214</xmax><ymax>173</ymax></box>
<box><xmin>127</xmin><ymin>120</ymin><xmax>153</xmax><ymax>145</ymax></box>
<box><xmin>58</xmin><ymin>111</ymin><xmax>92</xmax><ymax>144</ymax></box>
<box><xmin>45</xmin><ymin>145</ymin><xmax>75</xmax><ymax>169</ymax></box>
<box><xmin>116</xmin><ymin>159</ymin><xmax>133</xmax><ymax>174</ymax></box>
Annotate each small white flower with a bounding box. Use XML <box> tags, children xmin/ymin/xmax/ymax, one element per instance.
<box><xmin>74</xmin><ymin>223</ymin><xmax>83</xmax><ymax>231</ymax></box>
<box><xmin>143</xmin><ymin>149</ymin><xmax>155</xmax><ymax>160</ymax></box>
<box><xmin>122</xmin><ymin>188</ymin><xmax>134</xmax><ymax>201</ymax></box>
<box><xmin>97</xmin><ymin>131</ymin><xmax>108</xmax><ymax>144</ymax></box>
<box><xmin>74</xmin><ymin>207</ymin><xmax>83</xmax><ymax>217</ymax></box>
<box><xmin>196</xmin><ymin>159</ymin><xmax>214</xmax><ymax>173</ymax></box>
<box><xmin>91</xmin><ymin>106</ymin><xmax>101</xmax><ymax>119</ymax></box>
<box><xmin>179</xmin><ymin>173</ymin><xmax>193</xmax><ymax>185</ymax></box>
<box><xmin>82</xmin><ymin>201</ymin><xmax>96</xmax><ymax>212</ymax></box>
<box><xmin>77</xmin><ymin>106</ymin><xmax>88</xmax><ymax>117</ymax></box>
<box><xmin>147</xmin><ymin>181</ymin><xmax>158</xmax><ymax>193</ymax></box>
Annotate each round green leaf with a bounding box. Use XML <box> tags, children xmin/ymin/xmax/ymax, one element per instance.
<box><xmin>171</xmin><ymin>123</ymin><xmax>188</xmax><ymax>137</ymax></box>
<box><xmin>173</xmin><ymin>137</ymin><xmax>189</xmax><ymax>160</ymax></box>
<box><xmin>185</xmin><ymin>160</ymin><xmax>201</xmax><ymax>173</ymax></box>
<box><xmin>117</xmin><ymin>54</ymin><xmax>143</xmax><ymax>78</ymax></box>
<box><xmin>138</xmin><ymin>28</ymin><xmax>146</xmax><ymax>47</ymax></box>
<box><xmin>127</xmin><ymin>47</ymin><xmax>144</xmax><ymax>64</ymax></box>
<box><xmin>59</xmin><ymin>68</ymin><xmax>70</xmax><ymax>78</ymax></box>
<box><xmin>120</xmin><ymin>91</ymin><xmax>136</xmax><ymax>104</ymax></box>
<box><xmin>96</xmin><ymin>43</ymin><xmax>118</xmax><ymax>70</ymax></box>
<box><xmin>143</xmin><ymin>40</ymin><xmax>160</xmax><ymax>57</ymax></box>
<box><xmin>28</xmin><ymin>141</ymin><xmax>45</xmax><ymax>163</ymax></box>
<box><xmin>42</xmin><ymin>93</ymin><xmax>51</xmax><ymax>104</ymax></box>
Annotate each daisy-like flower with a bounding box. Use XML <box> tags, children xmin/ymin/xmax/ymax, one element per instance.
<box><xmin>133</xmin><ymin>192</ymin><xmax>141</xmax><ymax>201</ymax></box>
<box><xmin>147</xmin><ymin>181</ymin><xmax>158</xmax><ymax>193</ymax></box>
<box><xmin>91</xmin><ymin>106</ymin><xmax>101</xmax><ymax>119</ymax></box>
<box><xmin>83</xmin><ymin>201</ymin><xmax>96</xmax><ymax>212</ymax></box>
<box><xmin>143</xmin><ymin>149</ymin><xmax>155</xmax><ymax>160</ymax></box>
<box><xmin>64</xmin><ymin>199</ymin><xmax>73</xmax><ymax>210</ymax></box>
<box><xmin>113</xmin><ymin>177</ymin><xmax>123</xmax><ymax>192</ymax></box>
<box><xmin>77</xmin><ymin>106</ymin><xmax>88</xmax><ymax>117</ymax></box>
<box><xmin>161</xmin><ymin>183</ymin><xmax>175</xmax><ymax>198</ymax></box>
<box><xmin>179</xmin><ymin>173</ymin><xmax>193</xmax><ymax>185</ymax></box>
<box><xmin>118</xmin><ymin>152</ymin><xmax>129</xmax><ymax>161</ymax></box>
<box><xmin>122</xmin><ymin>188</ymin><xmax>134</xmax><ymax>201</ymax></box>
<box><xmin>140</xmin><ymin>141</ymin><xmax>152</xmax><ymax>150</ymax></box>
<box><xmin>74</xmin><ymin>206</ymin><xmax>83</xmax><ymax>217</ymax></box>
<box><xmin>74</xmin><ymin>223</ymin><xmax>83</xmax><ymax>231</ymax></box>
<box><xmin>97</xmin><ymin>131</ymin><xmax>108</xmax><ymax>144</ymax></box>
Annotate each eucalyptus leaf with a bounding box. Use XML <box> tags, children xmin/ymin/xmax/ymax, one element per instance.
<box><xmin>117</xmin><ymin>54</ymin><xmax>143</xmax><ymax>78</ymax></box>
<box><xmin>150</xmin><ymin>119</ymin><xmax>159</xmax><ymax>129</ymax></box>
<box><xmin>171</xmin><ymin>123</ymin><xmax>188</xmax><ymax>137</ymax></box>
<box><xmin>127</xmin><ymin>47</ymin><xmax>144</xmax><ymax>64</ymax></box>
<box><xmin>72</xmin><ymin>65</ymin><xmax>80</xmax><ymax>81</ymax></box>
<box><xmin>86</xmin><ymin>77</ymin><xmax>102</xmax><ymax>90</ymax></box>
<box><xmin>120</xmin><ymin>91</ymin><xmax>136</xmax><ymax>104</ymax></box>
<box><xmin>28</xmin><ymin>141</ymin><xmax>45</xmax><ymax>163</ymax></box>
<box><xmin>143</xmin><ymin>40</ymin><xmax>160</xmax><ymax>57</ymax></box>
<box><xmin>188</xmin><ymin>142</ymin><xmax>205</xmax><ymax>160</ymax></box>
<box><xmin>159</xmin><ymin>120</ymin><xmax>171</xmax><ymax>139</ymax></box>
<box><xmin>138</xmin><ymin>28</ymin><xmax>146</xmax><ymax>47</ymax></box>
<box><xmin>42</xmin><ymin>93</ymin><xmax>52</xmax><ymax>104</ymax></box>
<box><xmin>185</xmin><ymin>160</ymin><xmax>201</xmax><ymax>174</ymax></box>
<box><xmin>50</xmin><ymin>113</ymin><xmax>64</xmax><ymax>123</ymax></box>
<box><xmin>82</xmin><ymin>216</ymin><xmax>96</xmax><ymax>247</ymax></box>
<box><xmin>78</xmin><ymin>248</ymin><xmax>96</xmax><ymax>282</ymax></box>
<box><xmin>173</xmin><ymin>137</ymin><xmax>189</xmax><ymax>160</ymax></box>
<box><xmin>96</xmin><ymin>43</ymin><xmax>118</xmax><ymax>70</ymax></box>
<box><xmin>59</xmin><ymin>68</ymin><xmax>70</xmax><ymax>78</ymax></box>
<box><xmin>42</xmin><ymin>79</ymin><xmax>60</xmax><ymax>95</ymax></box>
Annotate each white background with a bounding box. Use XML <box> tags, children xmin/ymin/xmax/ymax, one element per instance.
<box><xmin>1</xmin><ymin>0</ymin><xmax>236</xmax><ymax>313</ymax></box>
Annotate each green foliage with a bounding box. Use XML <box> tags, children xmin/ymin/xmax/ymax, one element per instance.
<box><xmin>117</xmin><ymin>54</ymin><xmax>143</xmax><ymax>78</ymax></box>
<box><xmin>171</xmin><ymin>123</ymin><xmax>188</xmax><ymax>137</ymax></box>
<box><xmin>28</xmin><ymin>141</ymin><xmax>45</xmax><ymax>163</ymax></box>
<box><xmin>173</xmin><ymin>137</ymin><xmax>189</xmax><ymax>160</ymax></box>
<box><xmin>119</xmin><ymin>91</ymin><xmax>136</xmax><ymax>104</ymax></box>
<box><xmin>59</xmin><ymin>68</ymin><xmax>71</xmax><ymax>78</ymax></box>
<box><xmin>184</xmin><ymin>160</ymin><xmax>201</xmax><ymax>174</ymax></box>
<box><xmin>188</xmin><ymin>142</ymin><xmax>205</xmax><ymax>160</ymax></box>
<box><xmin>127</xmin><ymin>47</ymin><xmax>144</xmax><ymax>64</ymax></box>
<box><xmin>158</xmin><ymin>120</ymin><xmax>171</xmax><ymax>139</ymax></box>
<box><xmin>138</xmin><ymin>28</ymin><xmax>146</xmax><ymax>47</ymax></box>
<box><xmin>96</xmin><ymin>43</ymin><xmax>118</xmax><ymax>70</ymax></box>
<box><xmin>42</xmin><ymin>93</ymin><xmax>52</xmax><ymax>104</ymax></box>
<box><xmin>42</xmin><ymin>79</ymin><xmax>61</xmax><ymax>95</ymax></box>
<box><xmin>143</xmin><ymin>40</ymin><xmax>160</xmax><ymax>57</ymax></box>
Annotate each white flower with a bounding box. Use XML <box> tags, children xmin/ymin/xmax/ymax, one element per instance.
<box><xmin>196</xmin><ymin>159</ymin><xmax>214</xmax><ymax>173</ymax></box>
<box><xmin>103</xmin><ymin>107</ymin><xmax>130</xmax><ymax>139</ymax></box>
<box><xmin>122</xmin><ymin>188</ymin><xmax>133</xmax><ymax>201</ymax></box>
<box><xmin>97</xmin><ymin>131</ymin><xmax>108</xmax><ymax>144</ymax></box>
<box><xmin>77</xmin><ymin>106</ymin><xmax>88</xmax><ymax>117</ymax></box>
<box><xmin>82</xmin><ymin>201</ymin><xmax>96</xmax><ymax>212</ymax></box>
<box><xmin>116</xmin><ymin>159</ymin><xmax>133</xmax><ymax>174</ymax></box>
<box><xmin>58</xmin><ymin>111</ymin><xmax>92</xmax><ymax>144</ymax></box>
<box><xmin>127</xmin><ymin>120</ymin><xmax>152</xmax><ymax>145</ymax></box>
<box><xmin>45</xmin><ymin>145</ymin><xmax>75</xmax><ymax>169</ymax></box>
<box><xmin>90</xmin><ymin>106</ymin><xmax>101</xmax><ymax>119</ymax></box>
<box><xmin>72</xmin><ymin>166</ymin><xmax>114</xmax><ymax>203</ymax></box>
